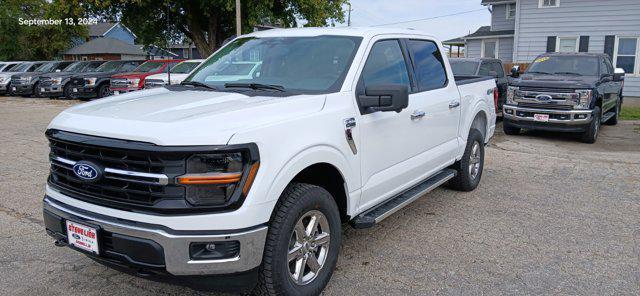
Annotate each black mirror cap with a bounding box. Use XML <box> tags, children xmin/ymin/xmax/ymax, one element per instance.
<box><xmin>358</xmin><ymin>84</ymin><xmax>409</xmax><ymax>114</ymax></box>
<box><xmin>510</xmin><ymin>67</ymin><xmax>520</xmax><ymax>78</ymax></box>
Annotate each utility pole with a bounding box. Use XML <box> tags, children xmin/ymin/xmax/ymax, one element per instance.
<box><xmin>347</xmin><ymin>3</ymin><xmax>352</xmax><ymax>26</ymax></box>
<box><xmin>235</xmin><ymin>0</ymin><xmax>242</xmax><ymax>37</ymax></box>
<box><xmin>166</xmin><ymin>3</ymin><xmax>171</xmax><ymax>85</ymax></box>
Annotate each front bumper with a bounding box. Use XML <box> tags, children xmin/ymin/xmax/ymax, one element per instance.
<box><xmin>41</xmin><ymin>85</ymin><xmax>64</xmax><ymax>96</ymax></box>
<box><xmin>503</xmin><ymin>104</ymin><xmax>593</xmax><ymax>132</ymax></box>
<box><xmin>43</xmin><ymin>196</ymin><xmax>268</xmax><ymax>276</ymax></box>
<box><xmin>111</xmin><ymin>86</ymin><xmax>140</xmax><ymax>94</ymax></box>
<box><xmin>68</xmin><ymin>85</ymin><xmax>97</xmax><ymax>99</ymax></box>
<box><xmin>11</xmin><ymin>83</ymin><xmax>35</xmax><ymax>95</ymax></box>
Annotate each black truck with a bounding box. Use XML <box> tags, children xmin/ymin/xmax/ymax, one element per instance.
<box><xmin>67</xmin><ymin>60</ymin><xmax>143</xmax><ymax>100</ymax></box>
<box><xmin>39</xmin><ymin>61</ymin><xmax>106</xmax><ymax>99</ymax></box>
<box><xmin>450</xmin><ymin>58</ymin><xmax>508</xmax><ymax>113</ymax></box>
<box><xmin>504</xmin><ymin>53</ymin><xmax>624</xmax><ymax>143</ymax></box>
<box><xmin>11</xmin><ymin>61</ymin><xmax>74</xmax><ymax>97</ymax></box>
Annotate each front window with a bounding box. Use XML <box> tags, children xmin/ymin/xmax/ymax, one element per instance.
<box><xmin>170</xmin><ymin>61</ymin><xmax>200</xmax><ymax>74</ymax></box>
<box><xmin>35</xmin><ymin>62</ymin><xmax>60</xmax><ymax>72</ymax></box>
<box><xmin>526</xmin><ymin>55</ymin><xmax>599</xmax><ymax>76</ymax></box>
<box><xmin>558</xmin><ymin>37</ymin><xmax>578</xmax><ymax>53</ymax></box>
<box><xmin>133</xmin><ymin>61</ymin><xmax>165</xmax><ymax>73</ymax></box>
<box><xmin>482</xmin><ymin>40</ymin><xmax>497</xmax><ymax>58</ymax></box>
<box><xmin>62</xmin><ymin>62</ymin><xmax>87</xmax><ymax>72</ymax></box>
<box><xmin>615</xmin><ymin>37</ymin><xmax>638</xmax><ymax>74</ymax></box>
<box><xmin>82</xmin><ymin>62</ymin><xmax>104</xmax><ymax>72</ymax></box>
<box><xmin>6</xmin><ymin>63</ymin><xmax>27</xmax><ymax>72</ymax></box>
<box><xmin>507</xmin><ymin>3</ymin><xmax>516</xmax><ymax>19</ymax></box>
<box><xmin>185</xmin><ymin>35</ymin><xmax>362</xmax><ymax>93</ymax></box>
<box><xmin>539</xmin><ymin>0</ymin><xmax>559</xmax><ymax>8</ymax></box>
<box><xmin>450</xmin><ymin>60</ymin><xmax>479</xmax><ymax>76</ymax></box>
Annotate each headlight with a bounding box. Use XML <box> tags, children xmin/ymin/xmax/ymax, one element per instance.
<box><xmin>575</xmin><ymin>89</ymin><xmax>593</xmax><ymax>109</ymax></box>
<box><xmin>129</xmin><ymin>78</ymin><xmax>140</xmax><ymax>86</ymax></box>
<box><xmin>85</xmin><ymin>78</ymin><xmax>97</xmax><ymax>86</ymax></box>
<box><xmin>0</xmin><ymin>76</ymin><xmax>5</xmax><ymax>83</ymax></box>
<box><xmin>507</xmin><ymin>86</ymin><xmax>519</xmax><ymax>105</ymax></box>
<box><xmin>51</xmin><ymin>78</ymin><xmax>63</xmax><ymax>85</ymax></box>
<box><xmin>177</xmin><ymin>152</ymin><xmax>260</xmax><ymax>206</ymax></box>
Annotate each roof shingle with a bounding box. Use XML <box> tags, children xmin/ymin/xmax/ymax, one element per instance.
<box><xmin>64</xmin><ymin>37</ymin><xmax>146</xmax><ymax>55</ymax></box>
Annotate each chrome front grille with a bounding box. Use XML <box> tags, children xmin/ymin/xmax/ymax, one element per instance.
<box><xmin>110</xmin><ymin>78</ymin><xmax>129</xmax><ymax>87</ymax></box>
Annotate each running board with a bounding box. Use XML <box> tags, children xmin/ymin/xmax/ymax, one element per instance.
<box><xmin>601</xmin><ymin>111</ymin><xmax>615</xmax><ymax>123</ymax></box>
<box><xmin>350</xmin><ymin>169</ymin><xmax>457</xmax><ymax>229</ymax></box>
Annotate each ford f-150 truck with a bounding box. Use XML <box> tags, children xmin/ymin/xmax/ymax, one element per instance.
<box><xmin>39</xmin><ymin>61</ymin><xmax>107</xmax><ymax>99</ymax></box>
<box><xmin>43</xmin><ymin>28</ymin><xmax>496</xmax><ymax>295</ymax></box>
<box><xmin>504</xmin><ymin>53</ymin><xmax>624</xmax><ymax>143</ymax></box>
<box><xmin>67</xmin><ymin>60</ymin><xmax>145</xmax><ymax>100</ymax></box>
<box><xmin>450</xmin><ymin>58</ymin><xmax>507</xmax><ymax>113</ymax></box>
<box><xmin>0</xmin><ymin>61</ymin><xmax>48</xmax><ymax>96</ymax></box>
<box><xmin>11</xmin><ymin>61</ymin><xmax>74</xmax><ymax>97</ymax></box>
<box><xmin>110</xmin><ymin>59</ymin><xmax>184</xmax><ymax>94</ymax></box>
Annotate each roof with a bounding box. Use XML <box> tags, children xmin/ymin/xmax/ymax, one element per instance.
<box><xmin>246</xmin><ymin>27</ymin><xmax>437</xmax><ymax>40</ymax></box>
<box><xmin>443</xmin><ymin>37</ymin><xmax>465</xmax><ymax>46</ymax></box>
<box><xmin>88</xmin><ymin>22</ymin><xmax>117</xmax><ymax>37</ymax></box>
<box><xmin>64</xmin><ymin>37</ymin><xmax>147</xmax><ymax>55</ymax></box>
<box><xmin>481</xmin><ymin>0</ymin><xmax>516</xmax><ymax>5</ymax></box>
<box><xmin>463</xmin><ymin>26</ymin><xmax>514</xmax><ymax>39</ymax></box>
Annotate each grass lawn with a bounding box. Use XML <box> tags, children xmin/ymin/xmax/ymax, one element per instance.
<box><xmin>620</xmin><ymin>106</ymin><xmax>640</xmax><ymax>120</ymax></box>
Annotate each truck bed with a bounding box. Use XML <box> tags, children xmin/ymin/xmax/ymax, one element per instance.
<box><xmin>454</xmin><ymin>75</ymin><xmax>495</xmax><ymax>86</ymax></box>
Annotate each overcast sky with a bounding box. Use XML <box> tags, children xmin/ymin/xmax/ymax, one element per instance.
<box><xmin>334</xmin><ymin>0</ymin><xmax>491</xmax><ymax>42</ymax></box>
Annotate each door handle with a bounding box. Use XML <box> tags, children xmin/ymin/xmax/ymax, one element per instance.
<box><xmin>449</xmin><ymin>101</ymin><xmax>460</xmax><ymax>109</ymax></box>
<box><xmin>411</xmin><ymin>110</ymin><xmax>426</xmax><ymax>120</ymax></box>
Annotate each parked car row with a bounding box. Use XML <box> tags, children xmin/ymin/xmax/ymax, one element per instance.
<box><xmin>0</xmin><ymin>59</ymin><xmax>204</xmax><ymax>100</ymax></box>
<box><xmin>450</xmin><ymin>52</ymin><xmax>625</xmax><ymax>143</ymax></box>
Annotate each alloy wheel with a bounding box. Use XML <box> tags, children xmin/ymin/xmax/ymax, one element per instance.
<box><xmin>468</xmin><ymin>141</ymin><xmax>481</xmax><ymax>180</ymax></box>
<box><xmin>288</xmin><ymin>210</ymin><xmax>331</xmax><ymax>285</ymax></box>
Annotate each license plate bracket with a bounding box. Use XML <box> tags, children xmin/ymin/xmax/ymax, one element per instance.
<box><xmin>65</xmin><ymin>220</ymin><xmax>100</xmax><ymax>255</ymax></box>
<box><xmin>533</xmin><ymin>114</ymin><xmax>550</xmax><ymax>122</ymax></box>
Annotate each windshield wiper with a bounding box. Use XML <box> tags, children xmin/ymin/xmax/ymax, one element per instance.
<box><xmin>526</xmin><ymin>71</ymin><xmax>552</xmax><ymax>75</ymax></box>
<box><xmin>554</xmin><ymin>71</ymin><xmax>583</xmax><ymax>76</ymax></box>
<box><xmin>224</xmin><ymin>83</ymin><xmax>285</xmax><ymax>92</ymax></box>
<box><xmin>180</xmin><ymin>81</ymin><xmax>217</xmax><ymax>90</ymax></box>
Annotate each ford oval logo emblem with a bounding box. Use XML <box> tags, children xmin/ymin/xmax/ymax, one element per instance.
<box><xmin>72</xmin><ymin>161</ymin><xmax>101</xmax><ymax>181</ymax></box>
<box><xmin>535</xmin><ymin>94</ymin><xmax>553</xmax><ymax>101</ymax></box>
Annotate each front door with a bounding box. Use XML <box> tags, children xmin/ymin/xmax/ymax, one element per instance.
<box><xmin>357</xmin><ymin>38</ymin><xmax>460</xmax><ymax>212</ymax></box>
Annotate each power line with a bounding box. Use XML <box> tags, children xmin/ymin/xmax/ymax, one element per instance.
<box><xmin>372</xmin><ymin>8</ymin><xmax>487</xmax><ymax>27</ymax></box>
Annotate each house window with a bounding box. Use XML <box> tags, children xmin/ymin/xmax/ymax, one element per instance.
<box><xmin>482</xmin><ymin>40</ymin><xmax>498</xmax><ymax>58</ymax></box>
<box><xmin>615</xmin><ymin>37</ymin><xmax>639</xmax><ymax>75</ymax></box>
<box><xmin>539</xmin><ymin>0</ymin><xmax>559</xmax><ymax>8</ymax></box>
<box><xmin>506</xmin><ymin>3</ymin><xmax>516</xmax><ymax>19</ymax></box>
<box><xmin>557</xmin><ymin>37</ymin><xmax>578</xmax><ymax>52</ymax></box>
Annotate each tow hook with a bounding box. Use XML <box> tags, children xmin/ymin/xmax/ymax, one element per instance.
<box><xmin>54</xmin><ymin>239</ymin><xmax>67</xmax><ymax>247</ymax></box>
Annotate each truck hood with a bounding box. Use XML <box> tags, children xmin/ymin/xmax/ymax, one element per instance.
<box><xmin>48</xmin><ymin>87</ymin><xmax>327</xmax><ymax>146</ymax></box>
<box><xmin>512</xmin><ymin>73</ymin><xmax>598</xmax><ymax>89</ymax></box>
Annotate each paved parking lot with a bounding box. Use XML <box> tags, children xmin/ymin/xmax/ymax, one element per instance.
<box><xmin>1</xmin><ymin>96</ymin><xmax>639</xmax><ymax>295</ymax></box>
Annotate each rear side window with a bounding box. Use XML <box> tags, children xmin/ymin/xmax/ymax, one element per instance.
<box><xmin>361</xmin><ymin>40</ymin><xmax>410</xmax><ymax>88</ymax></box>
<box><xmin>492</xmin><ymin>62</ymin><xmax>505</xmax><ymax>77</ymax></box>
<box><xmin>407</xmin><ymin>40</ymin><xmax>447</xmax><ymax>91</ymax></box>
<box><xmin>478</xmin><ymin>62</ymin><xmax>493</xmax><ymax>76</ymax></box>
<box><xmin>119</xmin><ymin>62</ymin><xmax>140</xmax><ymax>72</ymax></box>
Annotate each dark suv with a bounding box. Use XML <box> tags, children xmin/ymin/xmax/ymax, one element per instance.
<box><xmin>450</xmin><ymin>58</ymin><xmax>508</xmax><ymax>113</ymax></box>
<box><xmin>504</xmin><ymin>53</ymin><xmax>624</xmax><ymax>143</ymax></box>
<box><xmin>67</xmin><ymin>60</ymin><xmax>144</xmax><ymax>100</ymax></box>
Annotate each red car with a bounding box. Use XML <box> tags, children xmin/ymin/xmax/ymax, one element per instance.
<box><xmin>110</xmin><ymin>59</ymin><xmax>184</xmax><ymax>94</ymax></box>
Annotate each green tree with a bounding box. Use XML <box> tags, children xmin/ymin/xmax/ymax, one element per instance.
<box><xmin>0</xmin><ymin>0</ymin><xmax>87</xmax><ymax>60</ymax></box>
<box><xmin>83</xmin><ymin>0</ymin><xmax>347</xmax><ymax>57</ymax></box>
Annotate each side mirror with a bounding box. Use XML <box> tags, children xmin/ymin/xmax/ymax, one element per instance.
<box><xmin>55</xmin><ymin>69</ymin><xmax>61</xmax><ymax>72</ymax></box>
<box><xmin>613</xmin><ymin>68</ymin><xmax>625</xmax><ymax>82</ymax></box>
<box><xmin>510</xmin><ymin>66</ymin><xmax>520</xmax><ymax>78</ymax></box>
<box><xmin>488</xmin><ymin>71</ymin><xmax>498</xmax><ymax>78</ymax></box>
<box><xmin>358</xmin><ymin>84</ymin><xmax>408</xmax><ymax>114</ymax></box>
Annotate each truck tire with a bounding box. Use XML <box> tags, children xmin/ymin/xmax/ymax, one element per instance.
<box><xmin>605</xmin><ymin>100</ymin><xmax>620</xmax><ymax>126</ymax></box>
<box><xmin>448</xmin><ymin>129</ymin><xmax>484</xmax><ymax>192</ymax></box>
<box><xmin>581</xmin><ymin>106</ymin><xmax>601</xmax><ymax>144</ymax></box>
<box><xmin>254</xmin><ymin>183</ymin><xmax>341</xmax><ymax>296</ymax></box>
<box><xmin>33</xmin><ymin>82</ymin><xmax>42</xmax><ymax>98</ymax></box>
<box><xmin>63</xmin><ymin>83</ymin><xmax>72</xmax><ymax>99</ymax></box>
<box><xmin>503</xmin><ymin>121</ymin><xmax>521</xmax><ymax>135</ymax></box>
<box><xmin>97</xmin><ymin>84</ymin><xmax>110</xmax><ymax>99</ymax></box>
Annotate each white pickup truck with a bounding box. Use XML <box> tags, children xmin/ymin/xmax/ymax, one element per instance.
<box><xmin>43</xmin><ymin>27</ymin><xmax>496</xmax><ymax>295</ymax></box>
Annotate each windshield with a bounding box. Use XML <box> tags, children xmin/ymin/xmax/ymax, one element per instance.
<box><xmin>1</xmin><ymin>64</ymin><xmax>16</xmax><ymax>72</ymax></box>
<box><xmin>35</xmin><ymin>62</ymin><xmax>60</xmax><ymax>72</ymax></box>
<box><xmin>62</xmin><ymin>62</ymin><xmax>86</xmax><ymax>72</ymax></box>
<box><xmin>450</xmin><ymin>60</ymin><xmax>479</xmax><ymax>76</ymax></box>
<box><xmin>95</xmin><ymin>61</ymin><xmax>121</xmax><ymax>72</ymax></box>
<box><xmin>185</xmin><ymin>36</ymin><xmax>362</xmax><ymax>93</ymax></box>
<box><xmin>133</xmin><ymin>61</ymin><xmax>165</xmax><ymax>72</ymax></box>
<box><xmin>10</xmin><ymin>63</ymin><xmax>31</xmax><ymax>72</ymax></box>
<box><xmin>81</xmin><ymin>62</ymin><xmax>103</xmax><ymax>72</ymax></box>
<box><xmin>526</xmin><ymin>56</ymin><xmax>599</xmax><ymax>76</ymax></box>
<box><xmin>170</xmin><ymin>61</ymin><xmax>200</xmax><ymax>74</ymax></box>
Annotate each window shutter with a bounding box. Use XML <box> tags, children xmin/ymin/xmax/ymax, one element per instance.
<box><xmin>604</xmin><ymin>35</ymin><xmax>615</xmax><ymax>59</ymax></box>
<box><xmin>546</xmin><ymin>36</ymin><xmax>556</xmax><ymax>53</ymax></box>
<box><xmin>579</xmin><ymin>36</ymin><xmax>589</xmax><ymax>52</ymax></box>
